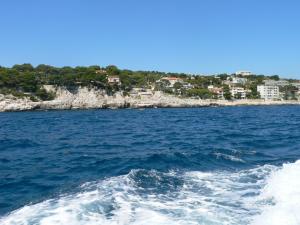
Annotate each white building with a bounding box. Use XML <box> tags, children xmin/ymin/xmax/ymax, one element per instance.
<box><xmin>208</xmin><ymin>85</ymin><xmax>224</xmax><ymax>99</ymax></box>
<box><xmin>264</xmin><ymin>79</ymin><xmax>289</xmax><ymax>87</ymax></box>
<box><xmin>230</xmin><ymin>87</ymin><xmax>246</xmax><ymax>99</ymax></box>
<box><xmin>231</xmin><ymin>77</ymin><xmax>247</xmax><ymax>85</ymax></box>
<box><xmin>107</xmin><ymin>76</ymin><xmax>121</xmax><ymax>85</ymax></box>
<box><xmin>182</xmin><ymin>82</ymin><xmax>193</xmax><ymax>89</ymax></box>
<box><xmin>257</xmin><ymin>85</ymin><xmax>280</xmax><ymax>100</ymax></box>
<box><xmin>291</xmin><ymin>82</ymin><xmax>300</xmax><ymax>89</ymax></box>
<box><xmin>130</xmin><ymin>88</ymin><xmax>153</xmax><ymax>97</ymax></box>
<box><xmin>95</xmin><ymin>69</ymin><xmax>107</xmax><ymax>74</ymax></box>
<box><xmin>235</xmin><ymin>71</ymin><xmax>252</xmax><ymax>76</ymax></box>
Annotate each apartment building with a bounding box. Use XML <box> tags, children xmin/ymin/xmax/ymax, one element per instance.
<box><xmin>257</xmin><ymin>85</ymin><xmax>280</xmax><ymax>100</ymax></box>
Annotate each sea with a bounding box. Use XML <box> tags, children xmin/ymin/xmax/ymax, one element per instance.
<box><xmin>0</xmin><ymin>106</ymin><xmax>300</xmax><ymax>225</ymax></box>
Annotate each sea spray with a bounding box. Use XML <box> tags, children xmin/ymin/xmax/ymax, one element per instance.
<box><xmin>2</xmin><ymin>162</ymin><xmax>297</xmax><ymax>225</ymax></box>
<box><xmin>251</xmin><ymin>160</ymin><xmax>300</xmax><ymax>225</ymax></box>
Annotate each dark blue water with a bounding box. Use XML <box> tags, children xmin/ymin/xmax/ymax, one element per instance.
<box><xmin>1</xmin><ymin>106</ymin><xmax>300</xmax><ymax>224</ymax></box>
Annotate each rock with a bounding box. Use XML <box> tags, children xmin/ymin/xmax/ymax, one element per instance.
<box><xmin>0</xmin><ymin>86</ymin><xmax>300</xmax><ymax>112</ymax></box>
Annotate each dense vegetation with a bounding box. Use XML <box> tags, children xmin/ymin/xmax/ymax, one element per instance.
<box><xmin>0</xmin><ymin>63</ymin><xmax>292</xmax><ymax>100</ymax></box>
<box><xmin>0</xmin><ymin>64</ymin><xmax>163</xmax><ymax>100</ymax></box>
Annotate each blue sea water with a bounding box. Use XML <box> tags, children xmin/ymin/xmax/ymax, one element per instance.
<box><xmin>0</xmin><ymin>106</ymin><xmax>300</xmax><ymax>225</ymax></box>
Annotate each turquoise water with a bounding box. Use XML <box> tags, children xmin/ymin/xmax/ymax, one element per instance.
<box><xmin>0</xmin><ymin>106</ymin><xmax>300</xmax><ymax>224</ymax></box>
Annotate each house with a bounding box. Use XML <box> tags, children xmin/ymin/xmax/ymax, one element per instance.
<box><xmin>208</xmin><ymin>85</ymin><xmax>224</xmax><ymax>99</ymax></box>
<box><xmin>182</xmin><ymin>82</ymin><xmax>194</xmax><ymax>89</ymax></box>
<box><xmin>130</xmin><ymin>88</ymin><xmax>153</xmax><ymax>97</ymax></box>
<box><xmin>231</xmin><ymin>77</ymin><xmax>247</xmax><ymax>85</ymax></box>
<box><xmin>291</xmin><ymin>82</ymin><xmax>300</xmax><ymax>89</ymax></box>
<box><xmin>223</xmin><ymin>76</ymin><xmax>247</xmax><ymax>86</ymax></box>
<box><xmin>138</xmin><ymin>90</ymin><xmax>153</xmax><ymax>97</ymax></box>
<box><xmin>235</xmin><ymin>71</ymin><xmax>252</xmax><ymax>76</ymax></box>
<box><xmin>95</xmin><ymin>69</ymin><xmax>107</xmax><ymax>74</ymax></box>
<box><xmin>230</xmin><ymin>87</ymin><xmax>246</xmax><ymax>99</ymax></box>
<box><xmin>257</xmin><ymin>85</ymin><xmax>280</xmax><ymax>100</ymax></box>
<box><xmin>264</xmin><ymin>79</ymin><xmax>289</xmax><ymax>87</ymax></box>
<box><xmin>297</xmin><ymin>90</ymin><xmax>300</xmax><ymax>100</ymax></box>
<box><xmin>108</xmin><ymin>76</ymin><xmax>121</xmax><ymax>85</ymax></box>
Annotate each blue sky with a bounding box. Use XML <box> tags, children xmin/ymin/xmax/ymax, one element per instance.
<box><xmin>0</xmin><ymin>0</ymin><xmax>299</xmax><ymax>78</ymax></box>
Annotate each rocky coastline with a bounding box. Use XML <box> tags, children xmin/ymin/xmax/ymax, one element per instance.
<box><xmin>1</xmin><ymin>85</ymin><xmax>299</xmax><ymax>112</ymax></box>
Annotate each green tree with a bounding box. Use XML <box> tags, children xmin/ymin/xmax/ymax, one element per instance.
<box><xmin>234</xmin><ymin>92</ymin><xmax>242</xmax><ymax>99</ymax></box>
<box><xmin>36</xmin><ymin>88</ymin><xmax>55</xmax><ymax>101</ymax></box>
<box><xmin>12</xmin><ymin>64</ymin><xmax>34</xmax><ymax>72</ymax></box>
<box><xmin>186</xmin><ymin>88</ymin><xmax>212</xmax><ymax>99</ymax></box>
<box><xmin>246</xmin><ymin>83</ymin><xmax>260</xmax><ymax>99</ymax></box>
<box><xmin>17</xmin><ymin>72</ymin><xmax>38</xmax><ymax>92</ymax></box>
<box><xmin>173</xmin><ymin>82</ymin><xmax>183</xmax><ymax>90</ymax></box>
<box><xmin>223</xmin><ymin>85</ymin><xmax>231</xmax><ymax>100</ymax></box>
<box><xmin>106</xmin><ymin>65</ymin><xmax>120</xmax><ymax>75</ymax></box>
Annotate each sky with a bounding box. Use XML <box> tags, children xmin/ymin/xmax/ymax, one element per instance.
<box><xmin>0</xmin><ymin>0</ymin><xmax>299</xmax><ymax>78</ymax></box>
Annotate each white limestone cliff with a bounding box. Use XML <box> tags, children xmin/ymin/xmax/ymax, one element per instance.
<box><xmin>1</xmin><ymin>85</ymin><xmax>300</xmax><ymax>112</ymax></box>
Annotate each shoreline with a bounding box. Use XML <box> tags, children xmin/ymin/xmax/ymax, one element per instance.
<box><xmin>1</xmin><ymin>97</ymin><xmax>300</xmax><ymax>113</ymax></box>
<box><xmin>1</xmin><ymin>86</ymin><xmax>300</xmax><ymax>112</ymax></box>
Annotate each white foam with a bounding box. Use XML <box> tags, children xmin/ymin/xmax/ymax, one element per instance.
<box><xmin>251</xmin><ymin>160</ymin><xmax>300</xmax><ymax>225</ymax></box>
<box><xmin>1</xmin><ymin>161</ymin><xmax>299</xmax><ymax>225</ymax></box>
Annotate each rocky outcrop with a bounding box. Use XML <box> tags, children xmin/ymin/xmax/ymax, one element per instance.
<box><xmin>1</xmin><ymin>85</ymin><xmax>300</xmax><ymax>112</ymax></box>
<box><xmin>0</xmin><ymin>94</ymin><xmax>39</xmax><ymax>112</ymax></box>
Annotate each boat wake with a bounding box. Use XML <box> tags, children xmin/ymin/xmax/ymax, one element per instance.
<box><xmin>1</xmin><ymin>160</ymin><xmax>299</xmax><ymax>225</ymax></box>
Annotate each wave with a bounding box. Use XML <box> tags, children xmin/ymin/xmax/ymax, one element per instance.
<box><xmin>251</xmin><ymin>160</ymin><xmax>300</xmax><ymax>225</ymax></box>
<box><xmin>1</xmin><ymin>161</ymin><xmax>299</xmax><ymax>225</ymax></box>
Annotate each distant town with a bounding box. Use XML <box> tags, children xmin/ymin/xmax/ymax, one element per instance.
<box><xmin>0</xmin><ymin>64</ymin><xmax>300</xmax><ymax>102</ymax></box>
<box><xmin>154</xmin><ymin>70</ymin><xmax>300</xmax><ymax>101</ymax></box>
<box><xmin>158</xmin><ymin>70</ymin><xmax>300</xmax><ymax>101</ymax></box>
